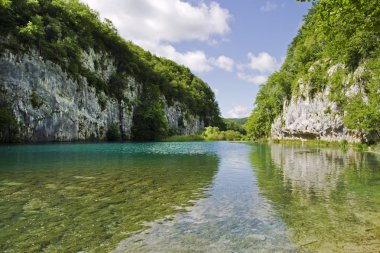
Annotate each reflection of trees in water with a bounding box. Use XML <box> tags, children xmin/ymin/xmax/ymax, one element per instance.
<box><xmin>251</xmin><ymin>144</ymin><xmax>380</xmax><ymax>253</ymax></box>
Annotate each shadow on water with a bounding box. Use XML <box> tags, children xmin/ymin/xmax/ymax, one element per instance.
<box><xmin>0</xmin><ymin>143</ymin><xmax>219</xmax><ymax>252</ymax></box>
<box><xmin>250</xmin><ymin>143</ymin><xmax>380</xmax><ymax>253</ymax></box>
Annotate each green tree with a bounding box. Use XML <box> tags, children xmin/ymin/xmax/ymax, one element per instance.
<box><xmin>132</xmin><ymin>85</ymin><xmax>169</xmax><ymax>140</ymax></box>
<box><xmin>107</xmin><ymin>122</ymin><xmax>121</xmax><ymax>141</ymax></box>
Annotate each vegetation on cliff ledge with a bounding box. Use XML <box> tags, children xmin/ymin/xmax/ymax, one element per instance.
<box><xmin>0</xmin><ymin>0</ymin><xmax>223</xmax><ymax>141</ymax></box>
<box><xmin>246</xmin><ymin>0</ymin><xmax>380</xmax><ymax>142</ymax></box>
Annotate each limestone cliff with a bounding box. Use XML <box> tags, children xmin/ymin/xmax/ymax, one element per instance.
<box><xmin>0</xmin><ymin>49</ymin><xmax>205</xmax><ymax>142</ymax></box>
<box><xmin>271</xmin><ymin>63</ymin><xmax>367</xmax><ymax>143</ymax></box>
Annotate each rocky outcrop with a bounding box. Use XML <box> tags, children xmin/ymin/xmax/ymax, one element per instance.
<box><xmin>271</xmin><ymin>63</ymin><xmax>367</xmax><ymax>143</ymax></box>
<box><xmin>271</xmin><ymin>93</ymin><xmax>362</xmax><ymax>143</ymax></box>
<box><xmin>0</xmin><ymin>49</ymin><xmax>204</xmax><ymax>142</ymax></box>
<box><xmin>164</xmin><ymin>101</ymin><xmax>204</xmax><ymax>135</ymax></box>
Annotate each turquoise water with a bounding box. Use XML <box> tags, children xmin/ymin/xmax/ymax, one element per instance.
<box><xmin>0</xmin><ymin>142</ymin><xmax>379</xmax><ymax>252</ymax></box>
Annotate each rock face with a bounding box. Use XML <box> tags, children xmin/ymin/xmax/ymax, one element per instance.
<box><xmin>0</xmin><ymin>50</ymin><xmax>204</xmax><ymax>142</ymax></box>
<box><xmin>271</xmin><ymin>93</ymin><xmax>362</xmax><ymax>143</ymax></box>
<box><xmin>164</xmin><ymin>101</ymin><xmax>204</xmax><ymax>135</ymax></box>
<box><xmin>271</xmin><ymin>63</ymin><xmax>366</xmax><ymax>143</ymax></box>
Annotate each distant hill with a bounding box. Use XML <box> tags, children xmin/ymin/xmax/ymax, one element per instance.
<box><xmin>225</xmin><ymin>118</ymin><xmax>247</xmax><ymax>126</ymax></box>
<box><xmin>222</xmin><ymin>118</ymin><xmax>247</xmax><ymax>134</ymax></box>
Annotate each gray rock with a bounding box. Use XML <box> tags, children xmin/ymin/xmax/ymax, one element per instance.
<box><xmin>271</xmin><ymin>62</ymin><xmax>368</xmax><ymax>143</ymax></box>
<box><xmin>164</xmin><ymin>101</ymin><xmax>204</xmax><ymax>135</ymax></box>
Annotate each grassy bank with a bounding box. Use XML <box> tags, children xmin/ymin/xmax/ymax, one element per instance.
<box><xmin>161</xmin><ymin>135</ymin><xmax>205</xmax><ymax>142</ymax></box>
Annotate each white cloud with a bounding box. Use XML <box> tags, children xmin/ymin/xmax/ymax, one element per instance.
<box><xmin>260</xmin><ymin>1</ymin><xmax>278</xmax><ymax>12</ymax></box>
<box><xmin>81</xmin><ymin>0</ymin><xmax>233</xmax><ymax>73</ymax></box>
<box><xmin>211</xmin><ymin>55</ymin><xmax>234</xmax><ymax>72</ymax></box>
<box><xmin>237</xmin><ymin>72</ymin><xmax>268</xmax><ymax>85</ymax></box>
<box><xmin>82</xmin><ymin>0</ymin><xmax>230</xmax><ymax>44</ymax></box>
<box><xmin>236</xmin><ymin>52</ymin><xmax>282</xmax><ymax>85</ymax></box>
<box><xmin>247</xmin><ymin>52</ymin><xmax>280</xmax><ymax>73</ymax></box>
<box><xmin>227</xmin><ymin>105</ymin><xmax>250</xmax><ymax>118</ymax></box>
<box><xmin>141</xmin><ymin>42</ymin><xmax>235</xmax><ymax>73</ymax></box>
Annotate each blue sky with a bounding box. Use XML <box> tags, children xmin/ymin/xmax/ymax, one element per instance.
<box><xmin>82</xmin><ymin>0</ymin><xmax>311</xmax><ymax>118</ymax></box>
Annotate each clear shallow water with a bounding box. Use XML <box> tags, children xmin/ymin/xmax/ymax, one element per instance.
<box><xmin>115</xmin><ymin>142</ymin><xmax>297</xmax><ymax>253</ymax></box>
<box><xmin>0</xmin><ymin>142</ymin><xmax>219</xmax><ymax>252</ymax></box>
<box><xmin>0</xmin><ymin>142</ymin><xmax>379</xmax><ymax>252</ymax></box>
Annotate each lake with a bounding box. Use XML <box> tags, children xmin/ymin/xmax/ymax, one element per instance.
<box><xmin>0</xmin><ymin>142</ymin><xmax>379</xmax><ymax>252</ymax></box>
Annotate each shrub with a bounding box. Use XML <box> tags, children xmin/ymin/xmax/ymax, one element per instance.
<box><xmin>107</xmin><ymin>122</ymin><xmax>121</xmax><ymax>141</ymax></box>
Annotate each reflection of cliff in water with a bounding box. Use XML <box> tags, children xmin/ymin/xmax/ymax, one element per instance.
<box><xmin>270</xmin><ymin>144</ymin><xmax>371</xmax><ymax>198</ymax></box>
<box><xmin>251</xmin><ymin>144</ymin><xmax>380</xmax><ymax>253</ymax></box>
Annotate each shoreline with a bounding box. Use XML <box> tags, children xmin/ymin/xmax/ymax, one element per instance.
<box><xmin>1</xmin><ymin>137</ymin><xmax>379</xmax><ymax>155</ymax></box>
<box><xmin>264</xmin><ymin>138</ymin><xmax>380</xmax><ymax>155</ymax></box>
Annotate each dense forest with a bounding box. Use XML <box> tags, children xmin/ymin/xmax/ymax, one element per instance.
<box><xmin>245</xmin><ymin>0</ymin><xmax>380</xmax><ymax>143</ymax></box>
<box><xmin>0</xmin><ymin>0</ymin><xmax>223</xmax><ymax>141</ymax></box>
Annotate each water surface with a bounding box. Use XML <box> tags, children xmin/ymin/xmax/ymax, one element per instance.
<box><xmin>115</xmin><ymin>142</ymin><xmax>297</xmax><ymax>253</ymax></box>
<box><xmin>0</xmin><ymin>143</ymin><xmax>219</xmax><ymax>252</ymax></box>
<box><xmin>0</xmin><ymin>142</ymin><xmax>379</xmax><ymax>252</ymax></box>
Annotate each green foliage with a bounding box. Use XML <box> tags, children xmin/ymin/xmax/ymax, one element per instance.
<box><xmin>223</xmin><ymin>118</ymin><xmax>246</xmax><ymax>134</ymax></box>
<box><xmin>0</xmin><ymin>88</ymin><xmax>18</xmax><ymax>143</ymax></box>
<box><xmin>0</xmin><ymin>0</ymin><xmax>11</xmax><ymax>8</ymax></box>
<box><xmin>0</xmin><ymin>108</ymin><xmax>18</xmax><ymax>143</ymax></box>
<box><xmin>106</xmin><ymin>122</ymin><xmax>121</xmax><ymax>141</ymax></box>
<box><xmin>224</xmin><ymin>130</ymin><xmax>242</xmax><ymax>141</ymax></box>
<box><xmin>18</xmin><ymin>15</ymin><xmax>44</xmax><ymax>41</ymax></box>
<box><xmin>245</xmin><ymin>71</ymin><xmax>293</xmax><ymax>139</ymax></box>
<box><xmin>344</xmin><ymin>98</ymin><xmax>380</xmax><ymax>140</ymax></box>
<box><xmin>202</xmin><ymin>126</ymin><xmax>243</xmax><ymax>141</ymax></box>
<box><xmin>162</xmin><ymin>135</ymin><xmax>205</xmax><ymax>142</ymax></box>
<box><xmin>339</xmin><ymin>139</ymin><xmax>349</xmax><ymax>152</ymax></box>
<box><xmin>327</xmin><ymin>67</ymin><xmax>348</xmax><ymax>106</ymax></box>
<box><xmin>203</xmin><ymin>127</ymin><xmax>225</xmax><ymax>141</ymax></box>
<box><xmin>109</xmin><ymin>72</ymin><xmax>128</xmax><ymax>100</ymax></box>
<box><xmin>127</xmin><ymin>46</ymin><xmax>223</xmax><ymax>127</ymax></box>
<box><xmin>247</xmin><ymin>0</ymin><xmax>380</xmax><ymax>141</ymax></box>
<box><xmin>30</xmin><ymin>90</ymin><xmax>43</xmax><ymax>109</ymax></box>
<box><xmin>132</xmin><ymin>85</ymin><xmax>169</xmax><ymax>140</ymax></box>
<box><xmin>228</xmin><ymin>117</ymin><xmax>247</xmax><ymax>125</ymax></box>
